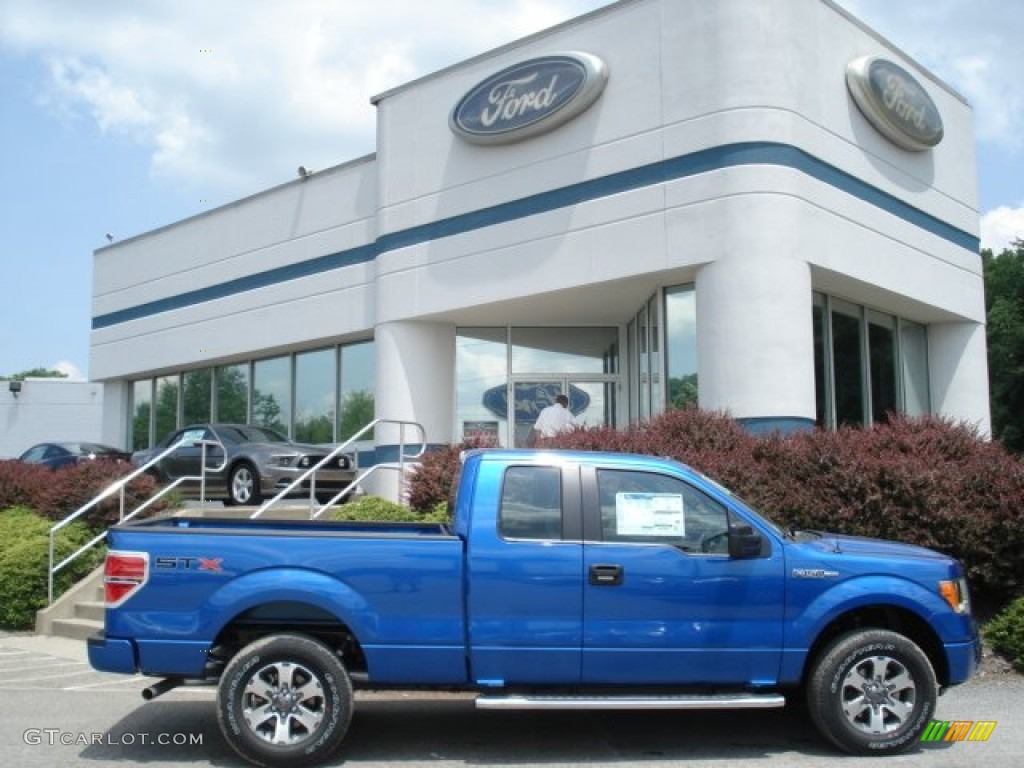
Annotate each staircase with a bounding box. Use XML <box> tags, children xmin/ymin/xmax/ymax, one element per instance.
<box><xmin>35</xmin><ymin>566</ymin><xmax>105</xmax><ymax>641</ymax></box>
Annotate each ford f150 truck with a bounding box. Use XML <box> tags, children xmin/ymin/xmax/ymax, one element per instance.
<box><xmin>88</xmin><ymin>449</ymin><xmax>980</xmax><ymax>767</ymax></box>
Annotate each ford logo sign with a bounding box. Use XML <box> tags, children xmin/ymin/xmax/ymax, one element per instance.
<box><xmin>846</xmin><ymin>55</ymin><xmax>943</xmax><ymax>151</ymax></box>
<box><xmin>450</xmin><ymin>52</ymin><xmax>608</xmax><ymax>145</ymax></box>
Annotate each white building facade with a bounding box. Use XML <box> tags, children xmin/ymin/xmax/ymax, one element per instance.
<box><xmin>90</xmin><ymin>0</ymin><xmax>989</xmax><ymax>466</ymax></box>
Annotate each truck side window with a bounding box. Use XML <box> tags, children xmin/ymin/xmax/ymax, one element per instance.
<box><xmin>499</xmin><ymin>466</ymin><xmax>562</xmax><ymax>540</ymax></box>
<box><xmin>596</xmin><ymin>469</ymin><xmax>729</xmax><ymax>552</ymax></box>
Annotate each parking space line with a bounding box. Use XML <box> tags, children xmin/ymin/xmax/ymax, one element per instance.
<box><xmin>0</xmin><ymin>660</ymin><xmax>86</xmax><ymax>675</ymax></box>
<box><xmin>5</xmin><ymin>666</ymin><xmax>97</xmax><ymax>683</ymax></box>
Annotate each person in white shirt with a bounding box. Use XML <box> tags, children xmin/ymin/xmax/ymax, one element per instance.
<box><xmin>532</xmin><ymin>394</ymin><xmax>576</xmax><ymax>439</ymax></box>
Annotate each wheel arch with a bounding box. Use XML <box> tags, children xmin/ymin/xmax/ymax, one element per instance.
<box><xmin>804</xmin><ymin>604</ymin><xmax>948</xmax><ymax>686</ymax></box>
<box><xmin>211</xmin><ymin>599</ymin><xmax>368</xmax><ymax>677</ymax></box>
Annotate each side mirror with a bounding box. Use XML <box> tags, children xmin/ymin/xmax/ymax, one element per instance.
<box><xmin>728</xmin><ymin>523</ymin><xmax>764</xmax><ymax>559</ymax></box>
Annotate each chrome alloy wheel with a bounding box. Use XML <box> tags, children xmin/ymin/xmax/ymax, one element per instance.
<box><xmin>241</xmin><ymin>661</ymin><xmax>325</xmax><ymax>745</ymax></box>
<box><xmin>231</xmin><ymin>465</ymin><xmax>255</xmax><ymax>504</ymax></box>
<box><xmin>840</xmin><ymin>654</ymin><xmax>917</xmax><ymax>734</ymax></box>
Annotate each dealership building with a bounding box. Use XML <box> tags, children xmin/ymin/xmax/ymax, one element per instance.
<box><xmin>90</xmin><ymin>0</ymin><xmax>989</xmax><ymax>477</ymax></box>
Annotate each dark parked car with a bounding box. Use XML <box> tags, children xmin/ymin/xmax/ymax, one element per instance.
<box><xmin>18</xmin><ymin>442</ymin><xmax>131</xmax><ymax>470</ymax></box>
<box><xmin>131</xmin><ymin>423</ymin><xmax>357</xmax><ymax>506</ymax></box>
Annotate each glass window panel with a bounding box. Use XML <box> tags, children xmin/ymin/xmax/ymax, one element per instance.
<box><xmin>627</xmin><ymin>318</ymin><xmax>638</xmax><ymax>423</ymax></box>
<box><xmin>596</xmin><ymin>469</ymin><xmax>729</xmax><ymax>553</ymax></box>
<box><xmin>295</xmin><ymin>348</ymin><xmax>336</xmax><ymax>444</ymax></box>
<box><xmin>456</xmin><ymin>328</ymin><xmax>508</xmax><ymax>445</ymax></box>
<box><xmin>340</xmin><ymin>341</ymin><xmax>376</xmax><ymax>441</ymax></box>
<box><xmin>812</xmin><ymin>294</ymin><xmax>828</xmax><ymax>428</ymax></box>
<box><xmin>131</xmin><ymin>380</ymin><xmax>152</xmax><ymax>451</ymax></box>
<box><xmin>868</xmin><ymin>311</ymin><xmax>897</xmax><ymax>424</ymax></box>
<box><xmin>216</xmin><ymin>364</ymin><xmax>249</xmax><ymax>423</ymax></box>
<box><xmin>831</xmin><ymin>302</ymin><xmax>865</xmax><ymax>427</ymax></box>
<box><xmin>648</xmin><ymin>296</ymin><xmax>663</xmax><ymax>413</ymax></box>
<box><xmin>182</xmin><ymin>369</ymin><xmax>212</xmax><ymax>425</ymax></box>
<box><xmin>154</xmin><ymin>375</ymin><xmax>179</xmax><ymax>442</ymax></box>
<box><xmin>569</xmin><ymin>380</ymin><xmax>615</xmax><ymax>430</ymax></box>
<box><xmin>665</xmin><ymin>285</ymin><xmax>698</xmax><ymax>410</ymax></box>
<box><xmin>499</xmin><ymin>466</ymin><xmax>562</xmax><ymax>540</ymax></box>
<box><xmin>252</xmin><ymin>356</ymin><xmax>291</xmax><ymax>436</ymax></box>
<box><xmin>510</xmin><ymin>327</ymin><xmax>618</xmax><ymax>375</ymax></box>
<box><xmin>901</xmin><ymin>321</ymin><xmax>931</xmax><ymax>416</ymax></box>
<box><xmin>638</xmin><ymin>306</ymin><xmax>650</xmax><ymax>420</ymax></box>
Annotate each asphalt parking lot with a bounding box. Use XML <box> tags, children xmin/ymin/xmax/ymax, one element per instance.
<box><xmin>2</xmin><ymin>631</ymin><xmax>1022</xmax><ymax>768</ymax></box>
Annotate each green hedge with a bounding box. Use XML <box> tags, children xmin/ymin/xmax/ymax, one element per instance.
<box><xmin>986</xmin><ymin>596</ymin><xmax>1024</xmax><ymax>672</ymax></box>
<box><xmin>329</xmin><ymin>495</ymin><xmax>448</xmax><ymax>524</ymax></box>
<box><xmin>0</xmin><ymin>507</ymin><xmax>105</xmax><ymax>629</ymax></box>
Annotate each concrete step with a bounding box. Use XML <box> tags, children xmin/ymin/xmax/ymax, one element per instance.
<box><xmin>49</xmin><ymin>617</ymin><xmax>102</xmax><ymax>642</ymax></box>
<box><xmin>75</xmin><ymin>601</ymin><xmax>106</xmax><ymax>623</ymax></box>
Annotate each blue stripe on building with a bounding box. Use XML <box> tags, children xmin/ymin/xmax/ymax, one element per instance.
<box><xmin>92</xmin><ymin>141</ymin><xmax>979</xmax><ymax>330</ymax></box>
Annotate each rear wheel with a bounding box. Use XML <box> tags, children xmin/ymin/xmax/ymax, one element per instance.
<box><xmin>217</xmin><ymin>633</ymin><xmax>353</xmax><ymax>768</ymax></box>
<box><xmin>807</xmin><ymin>629</ymin><xmax>936</xmax><ymax>754</ymax></box>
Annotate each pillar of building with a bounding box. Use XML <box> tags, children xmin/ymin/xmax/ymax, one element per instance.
<box><xmin>369</xmin><ymin>320</ymin><xmax>456</xmax><ymax>501</ymax></box>
<box><xmin>928</xmin><ymin>321</ymin><xmax>992</xmax><ymax>437</ymax></box>
<box><xmin>695</xmin><ymin>250</ymin><xmax>816</xmax><ymax>433</ymax></box>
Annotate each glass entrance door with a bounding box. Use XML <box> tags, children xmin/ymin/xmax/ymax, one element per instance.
<box><xmin>510</xmin><ymin>379</ymin><xmax>614</xmax><ymax>447</ymax></box>
<box><xmin>512</xmin><ymin>380</ymin><xmax>566</xmax><ymax>448</ymax></box>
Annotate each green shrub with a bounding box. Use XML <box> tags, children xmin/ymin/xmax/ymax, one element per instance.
<box><xmin>329</xmin><ymin>495</ymin><xmax>448</xmax><ymax>524</ymax></box>
<box><xmin>985</xmin><ymin>596</ymin><xmax>1024</xmax><ymax>672</ymax></box>
<box><xmin>0</xmin><ymin>507</ymin><xmax>105</xmax><ymax>629</ymax></box>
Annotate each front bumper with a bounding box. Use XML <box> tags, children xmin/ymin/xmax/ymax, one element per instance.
<box><xmin>944</xmin><ymin>620</ymin><xmax>982</xmax><ymax>688</ymax></box>
<box><xmin>87</xmin><ymin>631</ymin><xmax>137</xmax><ymax>674</ymax></box>
<box><xmin>263</xmin><ymin>468</ymin><xmax>357</xmax><ymax>496</ymax></box>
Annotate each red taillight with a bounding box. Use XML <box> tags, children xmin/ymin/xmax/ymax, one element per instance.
<box><xmin>104</xmin><ymin>551</ymin><xmax>149</xmax><ymax>606</ymax></box>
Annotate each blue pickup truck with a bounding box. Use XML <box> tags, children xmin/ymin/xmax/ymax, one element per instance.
<box><xmin>89</xmin><ymin>449</ymin><xmax>980</xmax><ymax>767</ymax></box>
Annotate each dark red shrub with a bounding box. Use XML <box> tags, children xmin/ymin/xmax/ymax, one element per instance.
<box><xmin>0</xmin><ymin>459</ymin><xmax>165</xmax><ymax>529</ymax></box>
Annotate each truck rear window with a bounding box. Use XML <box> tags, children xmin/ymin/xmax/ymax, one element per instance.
<box><xmin>498</xmin><ymin>466</ymin><xmax>562</xmax><ymax>540</ymax></box>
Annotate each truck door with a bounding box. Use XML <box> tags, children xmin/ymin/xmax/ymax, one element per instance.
<box><xmin>580</xmin><ymin>466</ymin><xmax>785</xmax><ymax>686</ymax></box>
<box><xmin>465</xmin><ymin>462</ymin><xmax>584</xmax><ymax>686</ymax></box>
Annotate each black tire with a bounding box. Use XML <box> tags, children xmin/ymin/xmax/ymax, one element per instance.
<box><xmin>807</xmin><ymin>629</ymin><xmax>936</xmax><ymax>755</ymax></box>
<box><xmin>217</xmin><ymin>633</ymin><xmax>354</xmax><ymax>768</ymax></box>
<box><xmin>228</xmin><ymin>462</ymin><xmax>262</xmax><ymax>506</ymax></box>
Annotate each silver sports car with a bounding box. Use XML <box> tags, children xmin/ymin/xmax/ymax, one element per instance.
<box><xmin>132</xmin><ymin>423</ymin><xmax>357</xmax><ymax>506</ymax></box>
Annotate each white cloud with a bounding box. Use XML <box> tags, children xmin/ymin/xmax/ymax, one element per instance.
<box><xmin>981</xmin><ymin>206</ymin><xmax>1024</xmax><ymax>253</ymax></box>
<box><xmin>0</xmin><ymin>0</ymin><xmax>612</xmax><ymax>199</ymax></box>
<box><xmin>51</xmin><ymin>360</ymin><xmax>85</xmax><ymax>381</ymax></box>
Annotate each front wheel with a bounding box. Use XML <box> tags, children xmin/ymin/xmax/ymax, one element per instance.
<box><xmin>217</xmin><ymin>633</ymin><xmax>353</xmax><ymax>768</ymax></box>
<box><xmin>227</xmin><ymin>462</ymin><xmax>262</xmax><ymax>506</ymax></box>
<box><xmin>807</xmin><ymin>629</ymin><xmax>937</xmax><ymax>755</ymax></box>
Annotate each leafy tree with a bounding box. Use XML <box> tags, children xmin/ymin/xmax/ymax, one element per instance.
<box><xmin>339</xmin><ymin>390</ymin><xmax>375</xmax><ymax>441</ymax></box>
<box><xmin>0</xmin><ymin>367</ymin><xmax>68</xmax><ymax>381</ymax></box>
<box><xmin>983</xmin><ymin>239</ymin><xmax>1024</xmax><ymax>452</ymax></box>
<box><xmin>668</xmin><ymin>374</ymin><xmax>698</xmax><ymax>410</ymax></box>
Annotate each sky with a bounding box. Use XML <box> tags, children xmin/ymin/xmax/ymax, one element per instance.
<box><xmin>0</xmin><ymin>0</ymin><xmax>1021</xmax><ymax>382</ymax></box>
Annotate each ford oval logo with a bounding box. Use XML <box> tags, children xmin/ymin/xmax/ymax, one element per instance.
<box><xmin>450</xmin><ymin>52</ymin><xmax>608</xmax><ymax>145</ymax></box>
<box><xmin>846</xmin><ymin>55</ymin><xmax>943</xmax><ymax>151</ymax></box>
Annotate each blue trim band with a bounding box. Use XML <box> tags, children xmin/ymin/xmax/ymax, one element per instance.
<box><xmin>92</xmin><ymin>141</ymin><xmax>978</xmax><ymax>329</ymax></box>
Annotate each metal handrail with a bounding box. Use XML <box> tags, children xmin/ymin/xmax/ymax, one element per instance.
<box><xmin>252</xmin><ymin>418</ymin><xmax>427</xmax><ymax>519</ymax></box>
<box><xmin>47</xmin><ymin>438</ymin><xmax>227</xmax><ymax>603</ymax></box>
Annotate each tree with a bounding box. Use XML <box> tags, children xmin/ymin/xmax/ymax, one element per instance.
<box><xmin>0</xmin><ymin>367</ymin><xmax>68</xmax><ymax>381</ymax></box>
<box><xmin>983</xmin><ymin>239</ymin><xmax>1024</xmax><ymax>452</ymax></box>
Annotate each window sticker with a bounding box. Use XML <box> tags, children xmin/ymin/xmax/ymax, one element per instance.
<box><xmin>615</xmin><ymin>492</ymin><xmax>685</xmax><ymax>536</ymax></box>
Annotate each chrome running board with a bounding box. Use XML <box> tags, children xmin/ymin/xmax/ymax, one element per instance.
<box><xmin>475</xmin><ymin>692</ymin><xmax>786</xmax><ymax>710</ymax></box>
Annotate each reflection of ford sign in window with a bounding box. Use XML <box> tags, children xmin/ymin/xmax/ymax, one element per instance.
<box><xmin>450</xmin><ymin>52</ymin><xmax>608</xmax><ymax>145</ymax></box>
<box><xmin>846</xmin><ymin>55</ymin><xmax>943</xmax><ymax>151</ymax></box>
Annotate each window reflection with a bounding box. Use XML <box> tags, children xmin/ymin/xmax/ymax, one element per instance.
<box><xmin>252</xmin><ymin>356</ymin><xmax>291</xmax><ymax>435</ymax></box>
<box><xmin>182</xmin><ymin>369</ymin><xmax>212</xmax><ymax>425</ymax></box>
<box><xmin>340</xmin><ymin>341</ymin><xmax>375</xmax><ymax>441</ymax></box>
<box><xmin>295</xmin><ymin>349</ymin><xmax>336</xmax><ymax>443</ymax></box>
<box><xmin>131</xmin><ymin>380</ymin><xmax>152</xmax><ymax>451</ymax></box>
<box><xmin>456</xmin><ymin>328</ymin><xmax>508</xmax><ymax>445</ymax></box>
<box><xmin>510</xmin><ymin>327</ymin><xmax>618</xmax><ymax>374</ymax></box>
<box><xmin>665</xmin><ymin>286</ymin><xmax>698</xmax><ymax>410</ymax></box>
<box><xmin>154</xmin><ymin>375</ymin><xmax>179</xmax><ymax>442</ymax></box>
<box><xmin>216</xmin><ymin>364</ymin><xmax>249</xmax><ymax>423</ymax></box>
